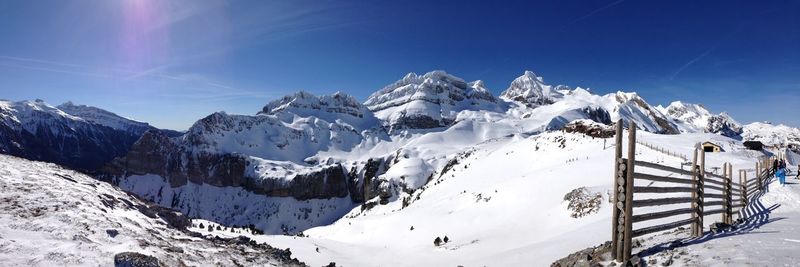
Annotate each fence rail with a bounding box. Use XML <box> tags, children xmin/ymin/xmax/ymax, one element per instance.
<box><xmin>636</xmin><ymin>140</ymin><xmax>689</xmax><ymax>161</ymax></box>
<box><xmin>610</xmin><ymin>119</ymin><xmax>773</xmax><ymax>264</ymax></box>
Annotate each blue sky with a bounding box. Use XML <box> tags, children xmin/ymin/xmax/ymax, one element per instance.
<box><xmin>0</xmin><ymin>0</ymin><xmax>798</xmax><ymax>130</ymax></box>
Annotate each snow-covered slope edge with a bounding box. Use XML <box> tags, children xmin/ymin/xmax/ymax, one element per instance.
<box><xmin>0</xmin><ymin>154</ymin><xmax>305</xmax><ymax>266</ymax></box>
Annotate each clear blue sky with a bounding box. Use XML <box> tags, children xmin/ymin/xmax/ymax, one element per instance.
<box><xmin>0</xmin><ymin>0</ymin><xmax>798</xmax><ymax>130</ymax></box>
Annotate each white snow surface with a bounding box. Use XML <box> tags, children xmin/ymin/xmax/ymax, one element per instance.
<box><xmin>0</xmin><ymin>154</ymin><xmax>295</xmax><ymax>266</ymax></box>
<box><xmin>224</xmin><ymin>131</ymin><xmax>769</xmax><ymax>266</ymax></box>
<box><xmin>630</xmin><ymin>164</ymin><xmax>800</xmax><ymax>266</ymax></box>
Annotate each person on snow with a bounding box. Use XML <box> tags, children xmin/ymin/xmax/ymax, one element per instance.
<box><xmin>777</xmin><ymin>167</ymin><xmax>787</xmax><ymax>186</ymax></box>
<box><xmin>796</xmin><ymin>164</ymin><xmax>800</xmax><ymax>180</ymax></box>
<box><xmin>773</xmin><ymin>159</ymin><xmax>779</xmax><ymax>175</ymax></box>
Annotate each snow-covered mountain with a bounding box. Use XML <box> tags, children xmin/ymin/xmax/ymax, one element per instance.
<box><xmin>656</xmin><ymin>101</ymin><xmax>743</xmax><ymax>137</ymax></box>
<box><xmin>500</xmin><ymin>70</ymin><xmax>569</xmax><ymax>107</ymax></box>
<box><xmin>5</xmin><ymin>69</ymin><xmax>799</xmax><ymax>266</ymax></box>
<box><xmin>98</xmin><ymin>70</ymin><xmax>759</xmax><ymax>237</ymax></box>
<box><xmin>0</xmin><ymin>154</ymin><xmax>304</xmax><ymax>266</ymax></box>
<box><xmin>0</xmin><ymin>99</ymin><xmax>177</xmax><ymax>171</ymax></box>
<box><xmin>742</xmin><ymin>122</ymin><xmax>800</xmax><ymax>147</ymax></box>
<box><xmin>364</xmin><ymin>70</ymin><xmax>504</xmax><ymax>131</ymax></box>
<box><xmin>101</xmin><ymin>91</ymin><xmax>392</xmax><ymax>233</ymax></box>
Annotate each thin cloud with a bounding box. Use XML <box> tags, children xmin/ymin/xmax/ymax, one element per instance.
<box><xmin>669</xmin><ymin>46</ymin><xmax>716</xmax><ymax>80</ymax></box>
<box><xmin>562</xmin><ymin>0</ymin><xmax>626</xmax><ymax>29</ymax></box>
<box><xmin>0</xmin><ymin>55</ymin><xmax>271</xmax><ymax>102</ymax></box>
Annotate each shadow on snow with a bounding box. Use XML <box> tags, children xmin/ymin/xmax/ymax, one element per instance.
<box><xmin>637</xmin><ymin>175</ymin><xmax>785</xmax><ymax>258</ymax></box>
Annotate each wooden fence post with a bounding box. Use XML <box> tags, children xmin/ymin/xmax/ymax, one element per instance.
<box><xmin>725</xmin><ymin>163</ymin><xmax>733</xmax><ymax>224</ymax></box>
<box><xmin>611</xmin><ymin>121</ymin><xmax>623</xmax><ymax>261</ymax></box>
<box><xmin>757</xmin><ymin>161</ymin><xmax>763</xmax><ymax>190</ymax></box>
<box><xmin>692</xmin><ymin>146</ymin><xmax>705</xmax><ymax>237</ymax></box>
<box><xmin>722</xmin><ymin>163</ymin><xmax>729</xmax><ymax>224</ymax></box>
<box><xmin>622</xmin><ymin>122</ymin><xmax>636</xmax><ymax>262</ymax></box>
<box><xmin>741</xmin><ymin>170</ymin><xmax>748</xmax><ymax>205</ymax></box>
<box><xmin>699</xmin><ymin>147</ymin><xmax>705</xmax><ymax>234</ymax></box>
<box><xmin>691</xmin><ymin>146</ymin><xmax>699</xmax><ymax>236</ymax></box>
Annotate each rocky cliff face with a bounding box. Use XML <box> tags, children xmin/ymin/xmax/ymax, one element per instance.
<box><xmin>103</xmin><ymin>127</ymin><xmax>368</xmax><ymax>202</ymax></box>
<box><xmin>364</xmin><ymin>70</ymin><xmax>503</xmax><ymax>131</ymax></box>
<box><xmin>102</xmin><ymin>91</ymin><xmax>391</xmax><ymax>203</ymax></box>
<box><xmin>613</xmin><ymin>92</ymin><xmax>681</xmax><ymax>134</ymax></box>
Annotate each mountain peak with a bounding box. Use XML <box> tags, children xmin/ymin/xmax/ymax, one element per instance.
<box><xmin>500</xmin><ymin>71</ymin><xmax>563</xmax><ymax>107</ymax></box>
<box><xmin>522</xmin><ymin>70</ymin><xmax>544</xmax><ymax>82</ymax></box>
<box><xmin>365</xmin><ymin>70</ymin><xmax>501</xmax><ymax>130</ymax></box>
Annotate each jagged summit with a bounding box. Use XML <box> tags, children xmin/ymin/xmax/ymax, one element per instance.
<box><xmin>656</xmin><ymin>101</ymin><xmax>742</xmax><ymax>137</ymax></box>
<box><xmin>260</xmin><ymin>90</ymin><xmax>371</xmax><ymax>119</ymax></box>
<box><xmin>364</xmin><ymin>70</ymin><xmax>503</xmax><ymax>130</ymax></box>
<box><xmin>500</xmin><ymin>70</ymin><xmax>570</xmax><ymax>107</ymax></box>
<box><xmin>258</xmin><ymin>90</ymin><xmax>380</xmax><ymax>131</ymax></box>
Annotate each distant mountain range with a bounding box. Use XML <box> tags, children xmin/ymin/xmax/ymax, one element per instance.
<box><xmin>0</xmin><ymin>99</ymin><xmax>180</xmax><ymax>171</ymax></box>
<box><xmin>2</xmin><ymin>70</ymin><xmax>798</xmax><ymax>234</ymax></box>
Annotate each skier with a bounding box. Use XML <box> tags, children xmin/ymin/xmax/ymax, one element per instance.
<box><xmin>777</xmin><ymin>167</ymin><xmax>786</xmax><ymax>186</ymax></box>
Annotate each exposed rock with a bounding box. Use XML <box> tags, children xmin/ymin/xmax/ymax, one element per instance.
<box><xmin>113</xmin><ymin>252</ymin><xmax>162</xmax><ymax>267</ymax></box>
<box><xmin>563</xmin><ymin>120</ymin><xmax>615</xmax><ymax>138</ymax></box>
<box><xmin>551</xmin><ymin>241</ymin><xmax>612</xmax><ymax>267</ymax></box>
<box><xmin>102</xmin><ymin>130</ymin><xmax>357</xmax><ymax>201</ymax></box>
<box><xmin>710</xmin><ymin>222</ymin><xmax>733</xmax><ymax>234</ymax></box>
<box><xmin>563</xmin><ymin>187</ymin><xmax>603</xmax><ymax>218</ymax></box>
<box><xmin>106</xmin><ymin>229</ymin><xmax>119</xmax><ymax>238</ymax></box>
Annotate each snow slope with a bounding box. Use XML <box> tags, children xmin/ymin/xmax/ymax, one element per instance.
<box><xmin>627</xmin><ymin>165</ymin><xmax>800</xmax><ymax>266</ymax></box>
<box><xmin>225</xmin><ymin>130</ymin><xmax>762</xmax><ymax>266</ymax></box>
<box><xmin>0</xmin><ymin>154</ymin><xmax>303</xmax><ymax>266</ymax></box>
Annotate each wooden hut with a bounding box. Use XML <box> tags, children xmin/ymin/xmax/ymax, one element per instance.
<box><xmin>702</xmin><ymin>141</ymin><xmax>723</xmax><ymax>152</ymax></box>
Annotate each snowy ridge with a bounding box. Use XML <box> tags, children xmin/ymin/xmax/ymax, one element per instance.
<box><xmin>364</xmin><ymin>70</ymin><xmax>504</xmax><ymax>130</ymax></box>
<box><xmin>259</xmin><ymin>91</ymin><xmax>380</xmax><ymax>131</ymax></box>
<box><xmin>656</xmin><ymin>101</ymin><xmax>743</xmax><ymax>137</ymax></box>
<box><xmin>58</xmin><ymin>101</ymin><xmax>154</xmax><ymax>135</ymax></box>
<box><xmin>742</xmin><ymin>122</ymin><xmax>800</xmax><ymax>147</ymax></box>
<box><xmin>0</xmin><ymin>99</ymin><xmax>155</xmax><ymax>171</ymax></box>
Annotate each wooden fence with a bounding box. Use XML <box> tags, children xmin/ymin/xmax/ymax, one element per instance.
<box><xmin>610</xmin><ymin>120</ymin><xmax>773</xmax><ymax>263</ymax></box>
<box><xmin>636</xmin><ymin>140</ymin><xmax>689</xmax><ymax>162</ymax></box>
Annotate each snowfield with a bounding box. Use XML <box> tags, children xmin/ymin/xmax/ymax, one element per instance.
<box><xmin>0</xmin><ymin>154</ymin><xmax>303</xmax><ymax>266</ymax></box>
<box><xmin>187</xmin><ymin>130</ymin><xmax>781</xmax><ymax>266</ymax></box>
